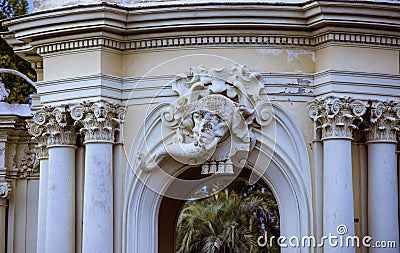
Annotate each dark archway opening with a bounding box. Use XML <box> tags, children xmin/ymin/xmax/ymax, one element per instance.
<box><xmin>158</xmin><ymin>168</ymin><xmax>280</xmax><ymax>253</ymax></box>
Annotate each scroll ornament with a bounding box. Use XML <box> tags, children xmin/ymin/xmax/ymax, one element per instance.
<box><xmin>139</xmin><ymin>64</ymin><xmax>274</xmax><ymax>174</ymax></box>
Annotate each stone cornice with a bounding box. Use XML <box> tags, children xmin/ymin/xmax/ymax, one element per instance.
<box><xmin>25</xmin><ymin>32</ymin><xmax>399</xmax><ymax>56</ymax></box>
<box><xmin>2</xmin><ymin>1</ymin><xmax>400</xmax><ymax>59</ymax></box>
<box><xmin>366</xmin><ymin>101</ymin><xmax>400</xmax><ymax>143</ymax></box>
<box><xmin>308</xmin><ymin>97</ymin><xmax>368</xmax><ymax>140</ymax></box>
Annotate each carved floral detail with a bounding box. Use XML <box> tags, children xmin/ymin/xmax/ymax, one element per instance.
<box><xmin>366</xmin><ymin>101</ymin><xmax>400</xmax><ymax>142</ymax></box>
<box><xmin>70</xmin><ymin>101</ymin><xmax>126</xmax><ymax>143</ymax></box>
<box><xmin>139</xmin><ymin>64</ymin><xmax>274</xmax><ymax>174</ymax></box>
<box><xmin>27</xmin><ymin>119</ymin><xmax>48</xmax><ymax>159</ymax></box>
<box><xmin>31</xmin><ymin>105</ymin><xmax>77</xmax><ymax>146</ymax></box>
<box><xmin>18</xmin><ymin>146</ymin><xmax>40</xmax><ymax>177</ymax></box>
<box><xmin>308</xmin><ymin>97</ymin><xmax>367</xmax><ymax>139</ymax></box>
<box><xmin>0</xmin><ymin>181</ymin><xmax>11</xmax><ymax>199</ymax></box>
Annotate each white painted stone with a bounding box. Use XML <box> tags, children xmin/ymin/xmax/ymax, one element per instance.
<box><xmin>323</xmin><ymin>139</ymin><xmax>356</xmax><ymax>253</ymax></box>
<box><xmin>45</xmin><ymin>147</ymin><xmax>75</xmax><ymax>253</ymax></box>
<box><xmin>82</xmin><ymin>143</ymin><xmax>113</xmax><ymax>253</ymax></box>
<box><xmin>37</xmin><ymin>158</ymin><xmax>48</xmax><ymax>253</ymax></box>
<box><xmin>0</xmin><ymin>198</ymin><xmax>6</xmax><ymax>253</ymax></box>
<box><xmin>368</xmin><ymin>143</ymin><xmax>399</xmax><ymax>253</ymax></box>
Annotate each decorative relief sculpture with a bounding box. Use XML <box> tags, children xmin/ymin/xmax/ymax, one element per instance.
<box><xmin>29</xmin><ymin>101</ymin><xmax>126</xmax><ymax>146</ymax></box>
<box><xmin>366</xmin><ymin>101</ymin><xmax>400</xmax><ymax>142</ymax></box>
<box><xmin>31</xmin><ymin>105</ymin><xmax>77</xmax><ymax>146</ymax></box>
<box><xmin>139</xmin><ymin>64</ymin><xmax>274</xmax><ymax>174</ymax></box>
<box><xmin>18</xmin><ymin>146</ymin><xmax>40</xmax><ymax>177</ymax></box>
<box><xmin>70</xmin><ymin>101</ymin><xmax>126</xmax><ymax>143</ymax></box>
<box><xmin>0</xmin><ymin>181</ymin><xmax>11</xmax><ymax>199</ymax></box>
<box><xmin>308</xmin><ymin>97</ymin><xmax>367</xmax><ymax>139</ymax></box>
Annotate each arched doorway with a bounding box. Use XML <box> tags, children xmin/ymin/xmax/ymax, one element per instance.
<box><xmin>124</xmin><ymin>103</ymin><xmax>313</xmax><ymax>253</ymax></box>
<box><xmin>158</xmin><ymin>167</ymin><xmax>280</xmax><ymax>253</ymax></box>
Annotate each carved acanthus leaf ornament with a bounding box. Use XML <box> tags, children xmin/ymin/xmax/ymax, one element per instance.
<box><xmin>366</xmin><ymin>101</ymin><xmax>400</xmax><ymax>143</ymax></box>
<box><xmin>70</xmin><ymin>101</ymin><xmax>126</xmax><ymax>143</ymax></box>
<box><xmin>31</xmin><ymin>105</ymin><xmax>77</xmax><ymax>146</ymax></box>
<box><xmin>308</xmin><ymin>97</ymin><xmax>367</xmax><ymax>140</ymax></box>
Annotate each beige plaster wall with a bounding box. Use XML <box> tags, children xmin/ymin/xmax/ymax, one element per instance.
<box><xmin>121</xmin><ymin>48</ymin><xmax>316</xmax><ymax>77</ymax></box>
<box><xmin>43</xmin><ymin>50</ymin><xmax>122</xmax><ymax>80</ymax></box>
<box><xmin>316</xmin><ymin>46</ymin><xmax>399</xmax><ymax>74</ymax></box>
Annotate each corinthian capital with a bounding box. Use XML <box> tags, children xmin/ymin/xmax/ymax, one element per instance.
<box><xmin>31</xmin><ymin>105</ymin><xmax>77</xmax><ymax>147</ymax></box>
<box><xmin>366</xmin><ymin>101</ymin><xmax>400</xmax><ymax>143</ymax></box>
<box><xmin>308</xmin><ymin>97</ymin><xmax>367</xmax><ymax>140</ymax></box>
<box><xmin>70</xmin><ymin>101</ymin><xmax>126</xmax><ymax>143</ymax></box>
<box><xmin>27</xmin><ymin>119</ymin><xmax>48</xmax><ymax>159</ymax></box>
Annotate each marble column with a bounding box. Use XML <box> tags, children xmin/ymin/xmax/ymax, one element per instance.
<box><xmin>366</xmin><ymin>101</ymin><xmax>399</xmax><ymax>253</ymax></box>
<box><xmin>309</xmin><ymin>97</ymin><xmax>367</xmax><ymax>253</ymax></box>
<box><xmin>32</xmin><ymin>106</ymin><xmax>77</xmax><ymax>253</ymax></box>
<box><xmin>0</xmin><ymin>180</ymin><xmax>11</xmax><ymax>253</ymax></box>
<box><xmin>71</xmin><ymin>101</ymin><xmax>125</xmax><ymax>253</ymax></box>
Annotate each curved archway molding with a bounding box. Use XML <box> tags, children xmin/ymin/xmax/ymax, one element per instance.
<box><xmin>123</xmin><ymin>102</ymin><xmax>313</xmax><ymax>253</ymax></box>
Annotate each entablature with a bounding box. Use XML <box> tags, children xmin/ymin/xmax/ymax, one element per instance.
<box><xmin>2</xmin><ymin>0</ymin><xmax>400</xmax><ymax>60</ymax></box>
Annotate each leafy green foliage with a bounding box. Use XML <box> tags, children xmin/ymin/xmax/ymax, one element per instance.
<box><xmin>1</xmin><ymin>0</ymin><xmax>36</xmax><ymax>104</ymax></box>
<box><xmin>176</xmin><ymin>180</ymin><xmax>280</xmax><ymax>253</ymax></box>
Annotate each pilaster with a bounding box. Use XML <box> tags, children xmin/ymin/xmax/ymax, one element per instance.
<box><xmin>0</xmin><ymin>180</ymin><xmax>11</xmax><ymax>253</ymax></box>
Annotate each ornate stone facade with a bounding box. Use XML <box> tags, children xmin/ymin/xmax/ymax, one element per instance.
<box><xmin>139</xmin><ymin>64</ymin><xmax>274</xmax><ymax>174</ymax></box>
<box><xmin>366</xmin><ymin>101</ymin><xmax>400</xmax><ymax>143</ymax></box>
<box><xmin>70</xmin><ymin>101</ymin><xmax>126</xmax><ymax>143</ymax></box>
<box><xmin>1</xmin><ymin>1</ymin><xmax>400</xmax><ymax>253</ymax></box>
<box><xmin>308</xmin><ymin>97</ymin><xmax>368</xmax><ymax>140</ymax></box>
<box><xmin>32</xmin><ymin>106</ymin><xmax>77</xmax><ymax>146</ymax></box>
<box><xmin>29</xmin><ymin>102</ymin><xmax>126</xmax><ymax>147</ymax></box>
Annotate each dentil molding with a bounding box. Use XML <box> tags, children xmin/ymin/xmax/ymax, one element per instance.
<box><xmin>33</xmin><ymin>33</ymin><xmax>400</xmax><ymax>56</ymax></box>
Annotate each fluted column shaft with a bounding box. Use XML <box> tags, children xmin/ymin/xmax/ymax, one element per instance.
<box><xmin>367</xmin><ymin>101</ymin><xmax>399</xmax><ymax>253</ymax></box>
<box><xmin>309</xmin><ymin>97</ymin><xmax>367</xmax><ymax>253</ymax></box>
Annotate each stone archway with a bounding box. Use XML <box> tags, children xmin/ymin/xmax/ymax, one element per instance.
<box><xmin>123</xmin><ymin>102</ymin><xmax>313</xmax><ymax>253</ymax></box>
